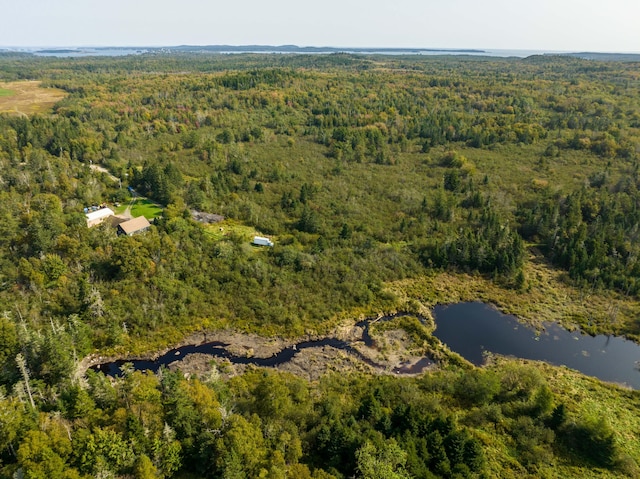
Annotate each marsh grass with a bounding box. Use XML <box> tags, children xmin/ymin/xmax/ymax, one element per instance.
<box><xmin>387</xmin><ymin>249</ymin><xmax>640</xmax><ymax>340</ymax></box>
<box><xmin>0</xmin><ymin>81</ymin><xmax>66</xmax><ymax>114</ymax></box>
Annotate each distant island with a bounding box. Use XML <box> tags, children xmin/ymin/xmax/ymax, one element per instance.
<box><xmin>7</xmin><ymin>44</ymin><xmax>487</xmax><ymax>57</ymax></box>
<box><xmin>3</xmin><ymin>45</ymin><xmax>638</xmax><ymax>61</ymax></box>
<box><xmin>560</xmin><ymin>51</ymin><xmax>640</xmax><ymax>61</ymax></box>
<box><xmin>168</xmin><ymin>44</ymin><xmax>486</xmax><ymax>54</ymax></box>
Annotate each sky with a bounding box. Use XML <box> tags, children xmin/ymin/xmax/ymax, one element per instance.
<box><xmin>2</xmin><ymin>0</ymin><xmax>639</xmax><ymax>52</ymax></box>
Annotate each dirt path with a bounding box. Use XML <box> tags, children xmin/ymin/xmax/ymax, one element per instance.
<box><xmin>121</xmin><ymin>194</ymin><xmax>161</xmax><ymax>220</ymax></box>
<box><xmin>121</xmin><ymin>198</ymin><xmax>136</xmax><ymax>219</ymax></box>
<box><xmin>89</xmin><ymin>164</ymin><xmax>119</xmax><ymax>182</ymax></box>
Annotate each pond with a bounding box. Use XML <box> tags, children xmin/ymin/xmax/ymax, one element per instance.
<box><xmin>432</xmin><ymin>302</ymin><xmax>640</xmax><ymax>389</ymax></box>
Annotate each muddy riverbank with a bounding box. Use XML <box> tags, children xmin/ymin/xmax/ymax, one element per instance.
<box><xmin>79</xmin><ymin>313</ymin><xmax>437</xmax><ymax>381</ymax></box>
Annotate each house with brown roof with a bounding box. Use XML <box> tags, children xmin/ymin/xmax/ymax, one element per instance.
<box><xmin>117</xmin><ymin>216</ymin><xmax>151</xmax><ymax>236</ymax></box>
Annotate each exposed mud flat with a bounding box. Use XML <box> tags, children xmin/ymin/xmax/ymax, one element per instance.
<box><xmin>80</xmin><ymin>318</ymin><xmax>436</xmax><ymax>381</ymax></box>
<box><xmin>170</xmin><ymin>339</ymin><xmax>433</xmax><ymax>382</ymax></box>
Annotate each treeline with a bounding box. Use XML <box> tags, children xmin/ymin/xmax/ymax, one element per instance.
<box><xmin>5</xmin><ymin>59</ymin><xmax>636</xmax><ymax>166</ymax></box>
<box><xmin>420</xmin><ymin>207</ymin><xmax>525</xmax><ymax>281</ymax></box>
<box><xmin>0</xmin><ymin>363</ymin><xmax>631</xmax><ymax>478</ymax></box>
<box><xmin>519</xmin><ymin>173</ymin><xmax>640</xmax><ymax>295</ymax></box>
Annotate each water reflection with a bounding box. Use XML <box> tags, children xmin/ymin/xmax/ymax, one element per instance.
<box><xmin>433</xmin><ymin>302</ymin><xmax>640</xmax><ymax>389</ymax></box>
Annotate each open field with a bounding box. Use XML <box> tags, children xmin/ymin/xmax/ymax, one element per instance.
<box><xmin>0</xmin><ymin>80</ymin><xmax>67</xmax><ymax>115</ymax></box>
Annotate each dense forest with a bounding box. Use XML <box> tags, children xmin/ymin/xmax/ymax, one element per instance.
<box><xmin>1</xmin><ymin>52</ymin><xmax>640</xmax><ymax>478</ymax></box>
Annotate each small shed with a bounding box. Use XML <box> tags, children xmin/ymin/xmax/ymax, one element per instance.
<box><xmin>117</xmin><ymin>216</ymin><xmax>151</xmax><ymax>236</ymax></box>
<box><xmin>86</xmin><ymin>207</ymin><xmax>115</xmax><ymax>227</ymax></box>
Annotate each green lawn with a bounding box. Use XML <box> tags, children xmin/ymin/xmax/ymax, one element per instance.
<box><xmin>130</xmin><ymin>198</ymin><xmax>163</xmax><ymax>219</ymax></box>
<box><xmin>113</xmin><ymin>198</ymin><xmax>163</xmax><ymax>219</ymax></box>
<box><xmin>0</xmin><ymin>88</ymin><xmax>15</xmax><ymax>97</ymax></box>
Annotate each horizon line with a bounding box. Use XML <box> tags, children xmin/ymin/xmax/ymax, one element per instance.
<box><xmin>1</xmin><ymin>44</ymin><xmax>639</xmax><ymax>55</ymax></box>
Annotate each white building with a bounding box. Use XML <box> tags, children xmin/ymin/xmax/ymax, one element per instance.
<box><xmin>86</xmin><ymin>207</ymin><xmax>115</xmax><ymax>227</ymax></box>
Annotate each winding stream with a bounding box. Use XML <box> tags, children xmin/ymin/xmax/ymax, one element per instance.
<box><xmin>91</xmin><ymin>303</ymin><xmax>640</xmax><ymax>389</ymax></box>
<box><xmin>91</xmin><ymin>314</ymin><xmax>434</xmax><ymax>377</ymax></box>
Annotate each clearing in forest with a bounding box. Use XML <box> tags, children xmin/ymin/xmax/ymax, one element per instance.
<box><xmin>114</xmin><ymin>197</ymin><xmax>164</xmax><ymax>220</ymax></box>
<box><xmin>203</xmin><ymin>219</ymin><xmax>269</xmax><ymax>246</ymax></box>
<box><xmin>0</xmin><ymin>80</ymin><xmax>67</xmax><ymax>116</ymax></box>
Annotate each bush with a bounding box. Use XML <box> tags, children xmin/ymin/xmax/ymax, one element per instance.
<box><xmin>454</xmin><ymin>370</ymin><xmax>500</xmax><ymax>407</ymax></box>
<box><xmin>560</xmin><ymin>417</ymin><xmax>617</xmax><ymax>468</ymax></box>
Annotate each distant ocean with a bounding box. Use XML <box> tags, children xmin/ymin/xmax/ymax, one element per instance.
<box><xmin>339</xmin><ymin>49</ymin><xmax>566</xmax><ymax>57</ymax></box>
<box><xmin>31</xmin><ymin>48</ymin><xmax>148</xmax><ymax>57</ymax></box>
<box><xmin>209</xmin><ymin>49</ymin><xmax>564</xmax><ymax>58</ymax></box>
<box><xmin>3</xmin><ymin>46</ymin><xmax>636</xmax><ymax>59</ymax></box>
<box><xmin>2</xmin><ymin>46</ymin><xmax>565</xmax><ymax>58</ymax></box>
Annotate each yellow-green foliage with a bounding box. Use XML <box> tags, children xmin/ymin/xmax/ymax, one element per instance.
<box><xmin>370</xmin><ymin>315</ymin><xmax>435</xmax><ymax>352</ymax></box>
<box><xmin>0</xmin><ymin>53</ymin><xmax>639</xmax><ymax>478</ymax></box>
<box><xmin>203</xmin><ymin>219</ymin><xmax>263</xmax><ymax>243</ymax></box>
<box><xmin>479</xmin><ymin>358</ymin><xmax>640</xmax><ymax>478</ymax></box>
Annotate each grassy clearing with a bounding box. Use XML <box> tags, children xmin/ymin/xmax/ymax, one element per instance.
<box><xmin>113</xmin><ymin>198</ymin><xmax>163</xmax><ymax>219</ymax></box>
<box><xmin>203</xmin><ymin>218</ymin><xmax>272</xmax><ymax>244</ymax></box>
<box><xmin>113</xmin><ymin>203</ymin><xmax>128</xmax><ymax>215</ymax></box>
<box><xmin>0</xmin><ymin>81</ymin><xmax>66</xmax><ymax>115</ymax></box>
<box><xmin>130</xmin><ymin>198</ymin><xmax>163</xmax><ymax>219</ymax></box>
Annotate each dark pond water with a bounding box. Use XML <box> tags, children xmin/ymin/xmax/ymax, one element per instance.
<box><xmin>432</xmin><ymin>302</ymin><xmax>640</xmax><ymax>389</ymax></box>
<box><xmin>91</xmin><ymin>314</ymin><xmax>434</xmax><ymax>377</ymax></box>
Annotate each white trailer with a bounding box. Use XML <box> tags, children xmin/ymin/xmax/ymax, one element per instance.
<box><xmin>252</xmin><ymin>236</ymin><xmax>274</xmax><ymax>247</ymax></box>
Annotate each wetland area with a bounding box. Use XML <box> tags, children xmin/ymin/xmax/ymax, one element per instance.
<box><xmin>90</xmin><ymin>303</ymin><xmax>640</xmax><ymax>389</ymax></box>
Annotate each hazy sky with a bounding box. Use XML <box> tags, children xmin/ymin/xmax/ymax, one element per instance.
<box><xmin>2</xmin><ymin>0</ymin><xmax>639</xmax><ymax>52</ymax></box>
